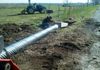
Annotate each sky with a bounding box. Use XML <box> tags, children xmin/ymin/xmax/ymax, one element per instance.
<box><xmin>0</xmin><ymin>0</ymin><xmax>88</xmax><ymax>3</ymax></box>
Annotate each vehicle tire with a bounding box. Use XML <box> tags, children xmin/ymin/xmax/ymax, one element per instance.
<box><xmin>41</xmin><ymin>9</ymin><xmax>46</xmax><ymax>14</ymax></box>
<box><xmin>0</xmin><ymin>62</ymin><xmax>11</xmax><ymax>70</ymax></box>
<box><xmin>27</xmin><ymin>6</ymin><xmax>34</xmax><ymax>14</ymax></box>
<box><xmin>28</xmin><ymin>8</ymin><xmax>34</xmax><ymax>14</ymax></box>
<box><xmin>4</xmin><ymin>63</ymin><xmax>11</xmax><ymax>70</ymax></box>
<box><xmin>39</xmin><ymin>9</ymin><xmax>46</xmax><ymax>13</ymax></box>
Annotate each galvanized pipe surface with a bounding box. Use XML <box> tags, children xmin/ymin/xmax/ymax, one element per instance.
<box><xmin>0</xmin><ymin>24</ymin><xmax>59</xmax><ymax>58</ymax></box>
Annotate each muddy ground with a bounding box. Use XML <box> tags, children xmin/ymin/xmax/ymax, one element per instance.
<box><xmin>0</xmin><ymin>18</ymin><xmax>98</xmax><ymax>70</ymax></box>
<box><xmin>0</xmin><ymin>7</ymin><xmax>100</xmax><ymax>70</ymax></box>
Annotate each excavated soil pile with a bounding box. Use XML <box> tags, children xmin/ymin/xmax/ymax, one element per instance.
<box><xmin>0</xmin><ymin>23</ymin><xmax>35</xmax><ymax>45</ymax></box>
<box><xmin>0</xmin><ymin>20</ymin><xmax>96</xmax><ymax>70</ymax></box>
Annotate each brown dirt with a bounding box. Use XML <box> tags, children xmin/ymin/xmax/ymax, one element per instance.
<box><xmin>0</xmin><ymin>21</ymin><xmax>94</xmax><ymax>70</ymax></box>
<box><xmin>0</xmin><ymin>23</ymin><xmax>36</xmax><ymax>45</ymax></box>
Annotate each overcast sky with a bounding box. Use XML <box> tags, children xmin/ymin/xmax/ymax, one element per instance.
<box><xmin>0</xmin><ymin>0</ymin><xmax>88</xmax><ymax>3</ymax></box>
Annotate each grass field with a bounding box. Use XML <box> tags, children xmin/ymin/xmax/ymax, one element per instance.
<box><xmin>0</xmin><ymin>4</ymin><xmax>99</xmax><ymax>28</ymax></box>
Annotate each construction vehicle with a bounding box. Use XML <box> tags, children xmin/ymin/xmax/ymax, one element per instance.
<box><xmin>0</xmin><ymin>22</ymin><xmax>70</xmax><ymax>70</ymax></box>
<box><xmin>21</xmin><ymin>0</ymin><xmax>53</xmax><ymax>14</ymax></box>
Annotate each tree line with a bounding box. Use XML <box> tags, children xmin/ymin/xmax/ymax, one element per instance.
<box><xmin>64</xmin><ymin>0</ymin><xmax>100</xmax><ymax>5</ymax></box>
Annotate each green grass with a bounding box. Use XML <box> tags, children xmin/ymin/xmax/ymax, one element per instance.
<box><xmin>0</xmin><ymin>4</ymin><xmax>64</xmax><ymax>28</ymax></box>
<box><xmin>70</xmin><ymin>5</ymin><xmax>98</xmax><ymax>18</ymax></box>
<box><xmin>62</xmin><ymin>5</ymin><xmax>99</xmax><ymax>20</ymax></box>
<box><xmin>0</xmin><ymin>4</ymin><xmax>99</xmax><ymax>28</ymax></box>
<box><xmin>60</xmin><ymin>5</ymin><xmax>99</xmax><ymax>32</ymax></box>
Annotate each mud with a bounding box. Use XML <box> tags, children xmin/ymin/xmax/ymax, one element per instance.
<box><xmin>0</xmin><ymin>16</ymin><xmax>99</xmax><ymax>70</ymax></box>
<box><xmin>0</xmin><ymin>22</ymin><xmax>93</xmax><ymax>70</ymax></box>
<box><xmin>0</xmin><ymin>19</ymin><xmax>94</xmax><ymax>70</ymax></box>
<box><xmin>0</xmin><ymin>23</ymin><xmax>35</xmax><ymax>45</ymax></box>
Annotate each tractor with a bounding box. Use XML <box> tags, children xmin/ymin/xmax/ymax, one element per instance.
<box><xmin>21</xmin><ymin>0</ymin><xmax>53</xmax><ymax>14</ymax></box>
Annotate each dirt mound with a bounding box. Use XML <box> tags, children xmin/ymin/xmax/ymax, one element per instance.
<box><xmin>0</xmin><ymin>23</ymin><xmax>34</xmax><ymax>45</ymax></box>
<box><xmin>10</xmin><ymin>23</ymin><xmax>93</xmax><ymax>70</ymax></box>
<box><xmin>0</xmin><ymin>21</ymin><xmax>94</xmax><ymax>70</ymax></box>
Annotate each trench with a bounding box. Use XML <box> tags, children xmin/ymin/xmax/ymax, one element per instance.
<box><xmin>80</xmin><ymin>7</ymin><xmax>100</xmax><ymax>70</ymax></box>
<box><xmin>0</xmin><ymin>7</ymin><xmax>100</xmax><ymax>70</ymax></box>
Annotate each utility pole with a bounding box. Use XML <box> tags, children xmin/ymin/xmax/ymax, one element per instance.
<box><xmin>87</xmin><ymin>0</ymin><xmax>89</xmax><ymax>6</ymax></box>
<box><xmin>28</xmin><ymin>0</ymin><xmax>31</xmax><ymax>5</ymax></box>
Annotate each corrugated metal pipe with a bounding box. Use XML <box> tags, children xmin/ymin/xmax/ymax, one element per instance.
<box><xmin>0</xmin><ymin>22</ymin><xmax>68</xmax><ymax>58</ymax></box>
